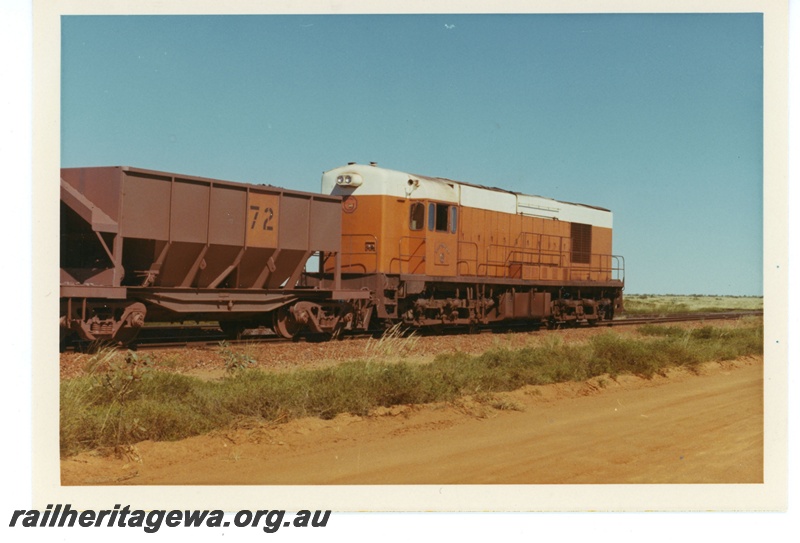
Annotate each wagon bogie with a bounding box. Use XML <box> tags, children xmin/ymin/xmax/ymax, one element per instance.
<box><xmin>59</xmin><ymin>298</ymin><xmax>146</xmax><ymax>347</ymax></box>
<box><xmin>272</xmin><ymin>300</ymin><xmax>360</xmax><ymax>339</ymax></box>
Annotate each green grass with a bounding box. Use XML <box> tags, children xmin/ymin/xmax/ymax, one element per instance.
<box><xmin>60</xmin><ymin>321</ymin><xmax>763</xmax><ymax>457</ymax></box>
<box><xmin>623</xmin><ymin>294</ymin><xmax>763</xmax><ymax>315</ymax></box>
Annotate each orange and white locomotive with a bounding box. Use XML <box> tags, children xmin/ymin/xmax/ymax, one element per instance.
<box><xmin>319</xmin><ymin>162</ymin><xmax>624</xmax><ymax>329</ymax></box>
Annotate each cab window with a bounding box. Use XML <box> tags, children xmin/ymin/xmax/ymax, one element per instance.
<box><xmin>409</xmin><ymin>202</ymin><xmax>425</xmax><ymax>231</ymax></box>
<box><xmin>436</xmin><ymin>204</ymin><xmax>449</xmax><ymax>231</ymax></box>
<box><xmin>427</xmin><ymin>202</ymin><xmax>457</xmax><ymax>233</ymax></box>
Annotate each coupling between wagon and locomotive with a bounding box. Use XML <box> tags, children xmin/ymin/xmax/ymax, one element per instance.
<box><xmin>60</xmin><ymin>163</ymin><xmax>624</xmax><ymax>348</ymax></box>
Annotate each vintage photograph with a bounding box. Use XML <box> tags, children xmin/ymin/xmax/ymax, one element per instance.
<box><xmin>26</xmin><ymin>0</ymin><xmax>790</xmax><ymax>526</ymax></box>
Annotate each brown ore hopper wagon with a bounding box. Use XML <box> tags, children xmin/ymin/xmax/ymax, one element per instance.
<box><xmin>60</xmin><ymin>166</ymin><xmax>369</xmax><ymax>346</ymax></box>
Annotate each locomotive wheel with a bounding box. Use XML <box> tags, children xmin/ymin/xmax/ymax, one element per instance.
<box><xmin>274</xmin><ymin>305</ymin><xmax>302</xmax><ymax>339</ymax></box>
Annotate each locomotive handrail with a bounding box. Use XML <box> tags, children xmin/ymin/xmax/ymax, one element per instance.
<box><xmin>612</xmin><ymin>255</ymin><xmax>625</xmax><ymax>284</ymax></box>
<box><xmin>485</xmin><ymin>239</ymin><xmax>565</xmax><ymax>279</ymax></box>
<box><xmin>456</xmin><ymin>240</ymin><xmax>479</xmax><ymax>275</ymax></box>
<box><xmin>339</xmin><ymin>233</ymin><xmax>379</xmax><ymax>274</ymax></box>
<box><xmin>504</xmin><ymin>248</ymin><xmax>563</xmax><ymax>267</ymax></box>
<box><xmin>512</xmin><ymin>231</ymin><xmax>566</xmax><ymax>255</ymax></box>
<box><xmin>480</xmin><ymin>231</ymin><xmax>621</xmax><ymax>283</ymax></box>
<box><xmin>393</xmin><ymin>236</ymin><xmax>426</xmax><ymax>274</ymax></box>
<box><xmin>565</xmin><ymin>254</ymin><xmax>615</xmax><ymax>282</ymax></box>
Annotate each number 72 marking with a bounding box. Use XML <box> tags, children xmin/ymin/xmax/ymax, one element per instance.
<box><xmin>249</xmin><ymin>205</ymin><xmax>274</xmax><ymax>231</ymax></box>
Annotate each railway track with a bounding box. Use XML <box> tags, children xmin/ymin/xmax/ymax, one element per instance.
<box><xmin>595</xmin><ymin>310</ymin><xmax>763</xmax><ymax>328</ymax></box>
<box><xmin>64</xmin><ymin>310</ymin><xmax>762</xmax><ymax>352</ymax></box>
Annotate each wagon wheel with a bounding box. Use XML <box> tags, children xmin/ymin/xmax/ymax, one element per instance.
<box><xmin>114</xmin><ymin>327</ymin><xmax>142</xmax><ymax>348</ymax></box>
<box><xmin>219</xmin><ymin>321</ymin><xmax>247</xmax><ymax>340</ymax></box>
<box><xmin>59</xmin><ymin>326</ymin><xmax>75</xmax><ymax>353</ymax></box>
<box><xmin>273</xmin><ymin>305</ymin><xmax>302</xmax><ymax>339</ymax></box>
<box><xmin>112</xmin><ymin>303</ymin><xmax>147</xmax><ymax>348</ymax></box>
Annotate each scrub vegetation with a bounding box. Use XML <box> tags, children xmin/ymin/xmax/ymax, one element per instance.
<box><xmin>623</xmin><ymin>294</ymin><xmax>762</xmax><ymax>315</ymax></box>
<box><xmin>60</xmin><ymin>319</ymin><xmax>763</xmax><ymax>457</ymax></box>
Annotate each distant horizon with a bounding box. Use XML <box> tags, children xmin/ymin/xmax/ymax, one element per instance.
<box><xmin>623</xmin><ymin>293</ymin><xmax>763</xmax><ymax>297</ymax></box>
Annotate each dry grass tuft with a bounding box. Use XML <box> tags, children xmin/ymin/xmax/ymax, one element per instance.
<box><xmin>364</xmin><ymin>322</ymin><xmax>420</xmax><ymax>360</ymax></box>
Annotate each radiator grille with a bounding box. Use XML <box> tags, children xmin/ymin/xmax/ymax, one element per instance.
<box><xmin>571</xmin><ymin>223</ymin><xmax>592</xmax><ymax>264</ymax></box>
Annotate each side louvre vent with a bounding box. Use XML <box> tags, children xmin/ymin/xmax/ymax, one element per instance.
<box><xmin>570</xmin><ymin>222</ymin><xmax>592</xmax><ymax>264</ymax></box>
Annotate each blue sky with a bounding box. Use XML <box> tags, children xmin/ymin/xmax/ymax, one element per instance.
<box><xmin>61</xmin><ymin>13</ymin><xmax>764</xmax><ymax>295</ymax></box>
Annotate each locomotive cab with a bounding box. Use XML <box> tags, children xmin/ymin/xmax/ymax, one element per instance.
<box><xmin>421</xmin><ymin>201</ymin><xmax>459</xmax><ymax>277</ymax></box>
<box><xmin>321</xmin><ymin>163</ymin><xmax>461</xmax><ymax>278</ymax></box>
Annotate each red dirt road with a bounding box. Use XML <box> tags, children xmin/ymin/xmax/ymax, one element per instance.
<box><xmin>61</xmin><ymin>355</ymin><xmax>762</xmax><ymax>486</ymax></box>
